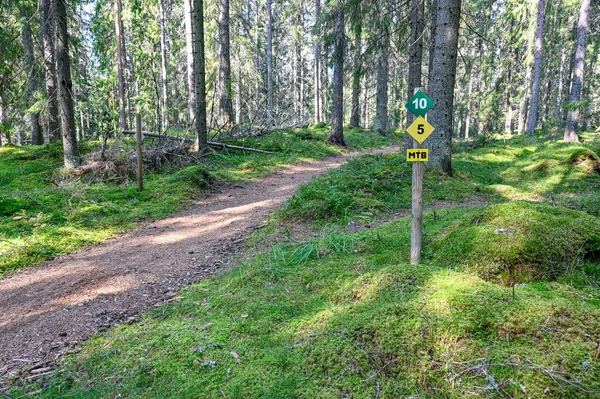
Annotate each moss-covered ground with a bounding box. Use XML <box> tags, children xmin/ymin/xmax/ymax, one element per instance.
<box><xmin>0</xmin><ymin>126</ymin><xmax>397</xmax><ymax>277</ymax></box>
<box><xmin>5</xmin><ymin>132</ymin><xmax>600</xmax><ymax>398</ymax></box>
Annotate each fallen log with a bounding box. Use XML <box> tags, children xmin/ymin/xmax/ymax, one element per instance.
<box><xmin>122</xmin><ymin>130</ymin><xmax>274</xmax><ymax>154</ymax></box>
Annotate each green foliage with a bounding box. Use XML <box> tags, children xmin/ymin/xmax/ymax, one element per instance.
<box><xmin>0</xmin><ymin>128</ymin><xmax>397</xmax><ymax>276</ymax></box>
<box><xmin>281</xmin><ymin>153</ymin><xmax>482</xmax><ymax>224</ymax></box>
<box><xmin>429</xmin><ymin>202</ymin><xmax>600</xmax><ymax>284</ymax></box>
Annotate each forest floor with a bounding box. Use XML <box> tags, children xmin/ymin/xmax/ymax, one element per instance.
<box><xmin>0</xmin><ymin>144</ymin><xmax>399</xmax><ymax>382</ymax></box>
<box><xmin>4</xmin><ymin>132</ymin><xmax>600</xmax><ymax>398</ymax></box>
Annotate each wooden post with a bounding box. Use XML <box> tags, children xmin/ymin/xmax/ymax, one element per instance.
<box><xmin>135</xmin><ymin>113</ymin><xmax>143</xmax><ymax>192</ymax></box>
<box><xmin>410</xmin><ymin>87</ymin><xmax>424</xmax><ymax>264</ymax></box>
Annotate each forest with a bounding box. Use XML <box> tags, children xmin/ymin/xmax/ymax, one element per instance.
<box><xmin>1</xmin><ymin>0</ymin><xmax>600</xmax><ymax>397</ymax></box>
<box><xmin>0</xmin><ymin>0</ymin><xmax>598</xmax><ymax>161</ymax></box>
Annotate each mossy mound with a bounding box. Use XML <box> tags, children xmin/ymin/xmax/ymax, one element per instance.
<box><xmin>430</xmin><ymin>201</ymin><xmax>600</xmax><ymax>284</ymax></box>
<box><xmin>568</xmin><ymin>148</ymin><xmax>600</xmax><ymax>174</ymax></box>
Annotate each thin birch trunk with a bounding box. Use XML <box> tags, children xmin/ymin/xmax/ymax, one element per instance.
<box><xmin>159</xmin><ymin>0</ymin><xmax>169</xmax><ymax>132</ymax></box>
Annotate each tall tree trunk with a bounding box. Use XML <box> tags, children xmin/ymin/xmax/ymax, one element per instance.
<box><xmin>426</xmin><ymin>0</ymin><xmax>460</xmax><ymax>175</ymax></box>
<box><xmin>464</xmin><ymin>70</ymin><xmax>473</xmax><ymax>139</ymax></box>
<box><xmin>328</xmin><ymin>3</ymin><xmax>346</xmax><ymax>146</ymax></box>
<box><xmin>564</xmin><ymin>0</ymin><xmax>590</xmax><ymax>143</ymax></box>
<box><xmin>294</xmin><ymin>4</ymin><xmax>303</xmax><ymax>123</ymax></box>
<box><xmin>406</xmin><ymin>0</ymin><xmax>424</xmax><ymax>149</ymax></box>
<box><xmin>159</xmin><ymin>0</ymin><xmax>169</xmax><ymax>132</ymax></box>
<box><xmin>219</xmin><ymin>0</ymin><xmax>234</xmax><ymax>127</ymax></box>
<box><xmin>372</xmin><ymin>36</ymin><xmax>389</xmax><ymax>136</ymax></box>
<box><xmin>193</xmin><ymin>0</ymin><xmax>208</xmax><ymax>149</ymax></box>
<box><xmin>349</xmin><ymin>25</ymin><xmax>361</xmax><ymax>129</ymax></box>
<box><xmin>556</xmin><ymin>48</ymin><xmax>566</xmax><ymax>120</ymax></box>
<box><xmin>42</xmin><ymin>0</ymin><xmax>60</xmax><ymax>143</ymax></box>
<box><xmin>266</xmin><ymin>0</ymin><xmax>274</xmax><ymax>125</ymax></box>
<box><xmin>313</xmin><ymin>0</ymin><xmax>321</xmax><ymax>124</ymax></box>
<box><xmin>114</xmin><ymin>0</ymin><xmax>127</xmax><ymax>132</ymax></box>
<box><xmin>362</xmin><ymin>72</ymin><xmax>368</xmax><ymax>127</ymax></box>
<box><xmin>0</xmin><ymin>97</ymin><xmax>8</xmax><ymax>146</ymax></box>
<box><xmin>427</xmin><ymin>0</ymin><xmax>438</xmax><ymax>92</ymax></box>
<box><xmin>55</xmin><ymin>0</ymin><xmax>80</xmax><ymax>168</ymax></box>
<box><xmin>504</xmin><ymin>68</ymin><xmax>512</xmax><ymax>134</ymax></box>
<box><xmin>525</xmin><ymin>0</ymin><xmax>545</xmax><ymax>136</ymax></box>
<box><xmin>184</xmin><ymin>0</ymin><xmax>196</xmax><ymax>122</ymax></box>
<box><xmin>20</xmin><ymin>6</ymin><xmax>43</xmax><ymax>145</ymax></box>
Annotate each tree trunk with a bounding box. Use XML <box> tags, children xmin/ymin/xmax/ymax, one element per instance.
<box><xmin>405</xmin><ymin>0</ymin><xmax>424</xmax><ymax>149</ymax></box>
<box><xmin>564</xmin><ymin>0</ymin><xmax>590</xmax><ymax>143</ymax></box>
<box><xmin>313</xmin><ymin>0</ymin><xmax>321</xmax><ymax>125</ymax></box>
<box><xmin>349</xmin><ymin>25</ymin><xmax>361</xmax><ymax>129</ymax></box>
<box><xmin>219</xmin><ymin>0</ymin><xmax>234</xmax><ymax>127</ymax></box>
<box><xmin>426</xmin><ymin>0</ymin><xmax>460</xmax><ymax>175</ymax></box>
<box><xmin>328</xmin><ymin>3</ymin><xmax>346</xmax><ymax>146</ymax></box>
<box><xmin>193</xmin><ymin>0</ymin><xmax>208</xmax><ymax>149</ymax></box>
<box><xmin>158</xmin><ymin>0</ymin><xmax>169</xmax><ymax>132</ymax></box>
<box><xmin>20</xmin><ymin>6</ymin><xmax>43</xmax><ymax>145</ymax></box>
<box><xmin>184</xmin><ymin>0</ymin><xmax>196</xmax><ymax>122</ymax></box>
<box><xmin>294</xmin><ymin>4</ymin><xmax>303</xmax><ymax>123</ymax></box>
<box><xmin>266</xmin><ymin>0</ymin><xmax>274</xmax><ymax>125</ymax></box>
<box><xmin>362</xmin><ymin>72</ymin><xmax>368</xmax><ymax>127</ymax></box>
<box><xmin>0</xmin><ymin>97</ymin><xmax>8</xmax><ymax>146</ymax></box>
<box><xmin>114</xmin><ymin>0</ymin><xmax>127</xmax><ymax>132</ymax></box>
<box><xmin>525</xmin><ymin>0</ymin><xmax>545</xmax><ymax>136</ymax></box>
<box><xmin>464</xmin><ymin>70</ymin><xmax>473</xmax><ymax>139</ymax></box>
<box><xmin>55</xmin><ymin>0</ymin><xmax>81</xmax><ymax>168</ymax></box>
<box><xmin>372</xmin><ymin>36</ymin><xmax>389</xmax><ymax>136</ymax></box>
<box><xmin>42</xmin><ymin>0</ymin><xmax>60</xmax><ymax>143</ymax></box>
<box><xmin>427</xmin><ymin>0</ymin><xmax>438</xmax><ymax>92</ymax></box>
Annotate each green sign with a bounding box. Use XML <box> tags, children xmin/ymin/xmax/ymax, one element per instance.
<box><xmin>405</xmin><ymin>90</ymin><xmax>435</xmax><ymax>117</ymax></box>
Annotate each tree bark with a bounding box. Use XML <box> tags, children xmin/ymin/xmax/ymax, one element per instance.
<box><xmin>349</xmin><ymin>25</ymin><xmax>361</xmax><ymax>129</ymax></box>
<box><xmin>193</xmin><ymin>0</ymin><xmax>208</xmax><ymax>149</ymax></box>
<box><xmin>20</xmin><ymin>6</ymin><xmax>43</xmax><ymax>145</ymax></box>
<box><xmin>158</xmin><ymin>0</ymin><xmax>169</xmax><ymax>132</ymax></box>
<box><xmin>525</xmin><ymin>0</ymin><xmax>545</xmax><ymax>136</ymax></box>
<box><xmin>219</xmin><ymin>0</ymin><xmax>234</xmax><ymax>127</ymax></box>
<box><xmin>114</xmin><ymin>0</ymin><xmax>127</xmax><ymax>132</ymax></box>
<box><xmin>184</xmin><ymin>0</ymin><xmax>196</xmax><ymax>122</ymax></box>
<box><xmin>405</xmin><ymin>0</ymin><xmax>424</xmax><ymax>149</ymax></box>
<box><xmin>328</xmin><ymin>3</ymin><xmax>346</xmax><ymax>146</ymax></box>
<box><xmin>42</xmin><ymin>0</ymin><xmax>60</xmax><ymax>143</ymax></box>
<box><xmin>294</xmin><ymin>3</ymin><xmax>303</xmax><ymax>123</ymax></box>
<box><xmin>564</xmin><ymin>0</ymin><xmax>590</xmax><ymax>143</ymax></box>
<box><xmin>426</xmin><ymin>0</ymin><xmax>460</xmax><ymax>175</ymax></box>
<box><xmin>427</xmin><ymin>0</ymin><xmax>438</xmax><ymax>92</ymax></box>
<box><xmin>372</xmin><ymin>36</ymin><xmax>389</xmax><ymax>136</ymax></box>
<box><xmin>266</xmin><ymin>0</ymin><xmax>274</xmax><ymax>125</ymax></box>
<box><xmin>313</xmin><ymin>0</ymin><xmax>321</xmax><ymax>124</ymax></box>
<box><xmin>55</xmin><ymin>0</ymin><xmax>81</xmax><ymax>168</ymax></box>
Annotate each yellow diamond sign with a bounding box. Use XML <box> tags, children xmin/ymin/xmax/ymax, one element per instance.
<box><xmin>406</xmin><ymin>116</ymin><xmax>434</xmax><ymax>144</ymax></box>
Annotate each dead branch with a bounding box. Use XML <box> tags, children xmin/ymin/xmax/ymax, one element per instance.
<box><xmin>122</xmin><ymin>130</ymin><xmax>275</xmax><ymax>154</ymax></box>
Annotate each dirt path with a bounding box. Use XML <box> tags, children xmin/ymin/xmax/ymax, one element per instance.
<box><xmin>0</xmin><ymin>145</ymin><xmax>400</xmax><ymax>380</ymax></box>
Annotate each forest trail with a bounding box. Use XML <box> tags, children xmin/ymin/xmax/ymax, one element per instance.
<box><xmin>0</xmin><ymin>145</ymin><xmax>400</xmax><ymax>377</ymax></box>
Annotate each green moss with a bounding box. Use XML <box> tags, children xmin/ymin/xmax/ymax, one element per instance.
<box><xmin>281</xmin><ymin>153</ymin><xmax>483</xmax><ymax>224</ymax></box>
<box><xmin>429</xmin><ymin>202</ymin><xmax>600</xmax><ymax>284</ymax></box>
<box><xmin>11</xmin><ymin>209</ymin><xmax>600</xmax><ymax>398</ymax></box>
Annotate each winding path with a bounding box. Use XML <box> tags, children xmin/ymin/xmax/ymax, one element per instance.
<box><xmin>0</xmin><ymin>145</ymin><xmax>399</xmax><ymax>379</ymax></box>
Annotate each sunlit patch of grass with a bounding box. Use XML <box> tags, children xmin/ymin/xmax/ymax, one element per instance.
<box><xmin>12</xmin><ymin>208</ymin><xmax>600</xmax><ymax>398</ymax></box>
<box><xmin>0</xmin><ymin>128</ymin><xmax>398</xmax><ymax>277</ymax></box>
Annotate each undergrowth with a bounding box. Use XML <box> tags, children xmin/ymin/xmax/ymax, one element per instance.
<box><xmin>0</xmin><ymin>127</ymin><xmax>398</xmax><ymax>277</ymax></box>
<box><xmin>10</xmin><ymin>208</ymin><xmax>600</xmax><ymax>398</ymax></box>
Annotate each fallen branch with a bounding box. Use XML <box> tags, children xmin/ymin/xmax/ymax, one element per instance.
<box><xmin>122</xmin><ymin>130</ymin><xmax>274</xmax><ymax>154</ymax></box>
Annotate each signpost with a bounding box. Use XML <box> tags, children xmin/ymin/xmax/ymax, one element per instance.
<box><xmin>405</xmin><ymin>89</ymin><xmax>435</xmax><ymax>264</ymax></box>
